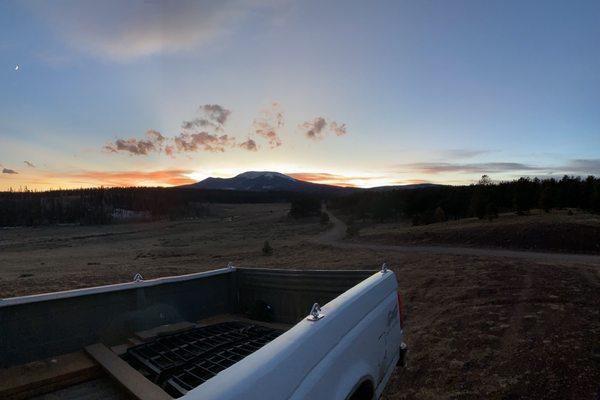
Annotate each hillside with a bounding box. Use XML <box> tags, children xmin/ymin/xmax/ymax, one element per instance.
<box><xmin>354</xmin><ymin>210</ymin><xmax>600</xmax><ymax>254</ymax></box>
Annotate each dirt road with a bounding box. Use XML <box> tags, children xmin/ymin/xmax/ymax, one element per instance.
<box><xmin>316</xmin><ymin>211</ymin><xmax>600</xmax><ymax>265</ymax></box>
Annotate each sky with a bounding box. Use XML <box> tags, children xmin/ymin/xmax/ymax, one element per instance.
<box><xmin>1</xmin><ymin>0</ymin><xmax>599</xmax><ymax>190</ymax></box>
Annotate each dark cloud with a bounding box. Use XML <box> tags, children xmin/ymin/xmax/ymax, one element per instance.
<box><xmin>181</xmin><ymin>118</ymin><xmax>214</xmax><ymax>130</ymax></box>
<box><xmin>2</xmin><ymin>168</ymin><xmax>18</xmax><ymax>174</ymax></box>
<box><xmin>104</xmin><ymin>129</ymin><xmax>167</xmax><ymax>155</ymax></box>
<box><xmin>563</xmin><ymin>159</ymin><xmax>600</xmax><ymax>174</ymax></box>
<box><xmin>299</xmin><ymin>117</ymin><xmax>348</xmax><ymax>140</ymax></box>
<box><xmin>24</xmin><ymin>161</ymin><xmax>36</xmax><ymax>168</ymax></box>
<box><xmin>104</xmin><ymin>138</ymin><xmax>155</xmax><ymax>155</ymax></box>
<box><xmin>300</xmin><ymin>117</ymin><xmax>327</xmax><ymax>140</ymax></box>
<box><xmin>239</xmin><ymin>138</ymin><xmax>258</xmax><ymax>151</ymax></box>
<box><xmin>329</xmin><ymin>121</ymin><xmax>347</xmax><ymax>136</ymax></box>
<box><xmin>201</xmin><ymin>104</ymin><xmax>231</xmax><ymax>125</ymax></box>
<box><xmin>253</xmin><ymin>102</ymin><xmax>284</xmax><ymax>148</ymax></box>
<box><xmin>182</xmin><ymin>104</ymin><xmax>231</xmax><ymax>132</ymax></box>
<box><xmin>145</xmin><ymin>129</ymin><xmax>166</xmax><ymax>144</ymax></box>
<box><xmin>173</xmin><ymin>132</ymin><xmax>235</xmax><ymax>153</ymax></box>
<box><xmin>102</xmin><ymin>102</ymin><xmax>350</xmax><ymax>156</ymax></box>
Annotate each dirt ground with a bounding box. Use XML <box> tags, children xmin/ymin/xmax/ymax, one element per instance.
<box><xmin>1</xmin><ymin>204</ymin><xmax>599</xmax><ymax>399</ymax></box>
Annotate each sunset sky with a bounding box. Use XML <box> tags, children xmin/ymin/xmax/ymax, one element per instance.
<box><xmin>1</xmin><ymin>0</ymin><xmax>599</xmax><ymax>190</ymax></box>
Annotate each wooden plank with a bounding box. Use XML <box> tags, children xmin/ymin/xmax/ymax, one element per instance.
<box><xmin>135</xmin><ymin>321</ymin><xmax>197</xmax><ymax>342</ymax></box>
<box><xmin>85</xmin><ymin>343</ymin><xmax>171</xmax><ymax>400</ymax></box>
<box><xmin>0</xmin><ymin>351</ymin><xmax>102</xmax><ymax>400</ymax></box>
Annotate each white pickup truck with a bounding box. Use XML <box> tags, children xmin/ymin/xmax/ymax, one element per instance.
<box><xmin>0</xmin><ymin>266</ymin><xmax>407</xmax><ymax>400</ymax></box>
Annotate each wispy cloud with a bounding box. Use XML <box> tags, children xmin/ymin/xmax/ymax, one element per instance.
<box><xmin>104</xmin><ymin>129</ymin><xmax>166</xmax><ymax>156</ymax></box>
<box><xmin>289</xmin><ymin>172</ymin><xmax>387</xmax><ymax>187</ymax></box>
<box><xmin>397</xmin><ymin>159</ymin><xmax>600</xmax><ymax>176</ymax></box>
<box><xmin>441</xmin><ymin>149</ymin><xmax>492</xmax><ymax>159</ymax></box>
<box><xmin>23</xmin><ymin>161</ymin><xmax>36</xmax><ymax>168</ymax></box>
<box><xmin>239</xmin><ymin>138</ymin><xmax>258</xmax><ymax>151</ymax></box>
<box><xmin>105</xmin><ymin>105</ymin><xmax>235</xmax><ymax>155</ymax></box>
<box><xmin>2</xmin><ymin>168</ymin><xmax>18</xmax><ymax>174</ymax></box>
<box><xmin>252</xmin><ymin>102</ymin><xmax>284</xmax><ymax>148</ymax></box>
<box><xmin>103</xmin><ymin>102</ymin><xmax>350</xmax><ymax>156</ymax></box>
<box><xmin>564</xmin><ymin>159</ymin><xmax>600</xmax><ymax>174</ymax></box>
<box><xmin>328</xmin><ymin>121</ymin><xmax>347</xmax><ymax>137</ymax></box>
<box><xmin>398</xmin><ymin>162</ymin><xmax>542</xmax><ymax>174</ymax></box>
<box><xmin>182</xmin><ymin>104</ymin><xmax>231</xmax><ymax>132</ymax></box>
<box><xmin>299</xmin><ymin>117</ymin><xmax>348</xmax><ymax>140</ymax></box>
<box><xmin>300</xmin><ymin>117</ymin><xmax>327</xmax><ymax>140</ymax></box>
<box><xmin>28</xmin><ymin>0</ymin><xmax>285</xmax><ymax>62</ymax></box>
<box><xmin>173</xmin><ymin>132</ymin><xmax>236</xmax><ymax>153</ymax></box>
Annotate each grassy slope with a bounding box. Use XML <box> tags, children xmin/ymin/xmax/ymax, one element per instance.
<box><xmin>357</xmin><ymin>210</ymin><xmax>600</xmax><ymax>254</ymax></box>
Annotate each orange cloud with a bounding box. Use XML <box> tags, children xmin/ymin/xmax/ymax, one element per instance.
<box><xmin>1</xmin><ymin>169</ymin><xmax>196</xmax><ymax>191</ymax></box>
<box><xmin>289</xmin><ymin>172</ymin><xmax>369</xmax><ymax>187</ymax></box>
<box><xmin>253</xmin><ymin>102</ymin><xmax>284</xmax><ymax>148</ymax></box>
<box><xmin>64</xmin><ymin>169</ymin><xmax>195</xmax><ymax>187</ymax></box>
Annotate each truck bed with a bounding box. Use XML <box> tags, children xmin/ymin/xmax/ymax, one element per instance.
<box><xmin>1</xmin><ymin>268</ymin><xmax>374</xmax><ymax>399</ymax></box>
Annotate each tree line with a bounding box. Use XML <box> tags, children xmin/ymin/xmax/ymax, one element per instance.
<box><xmin>328</xmin><ymin>175</ymin><xmax>600</xmax><ymax>225</ymax></box>
<box><xmin>2</xmin><ymin>175</ymin><xmax>599</xmax><ymax>227</ymax></box>
<box><xmin>0</xmin><ymin>187</ymin><xmax>296</xmax><ymax>227</ymax></box>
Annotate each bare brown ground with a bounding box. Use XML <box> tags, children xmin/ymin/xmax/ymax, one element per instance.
<box><xmin>1</xmin><ymin>204</ymin><xmax>599</xmax><ymax>399</ymax></box>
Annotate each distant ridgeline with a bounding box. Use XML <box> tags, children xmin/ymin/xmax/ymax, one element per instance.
<box><xmin>328</xmin><ymin>175</ymin><xmax>600</xmax><ymax>225</ymax></box>
<box><xmin>0</xmin><ymin>187</ymin><xmax>304</xmax><ymax>227</ymax></box>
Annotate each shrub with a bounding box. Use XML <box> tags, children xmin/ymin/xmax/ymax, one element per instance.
<box><xmin>345</xmin><ymin>220</ymin><xmax>360</xmax><ymax>238</ymax></box>
<box><xmin>434</xmin><ymin>206</ymin><xmax>446</xmax><ymax>223</ymax></box>
<box><xmin>262</xmin><ymin>240</ymin><xmax>273</xmax><ymax>256</ymax></box>
<box><xmin>485</xmin><ymin>202</ymin><xmax>498</xmax><ymax>220</ymax></box>
<box><xmin>320</xmin><ymin>212</ymin><xmax>330</xmax><ymax>225</ymax></box>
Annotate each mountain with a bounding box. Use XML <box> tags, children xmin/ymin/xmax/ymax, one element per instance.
<box><xmin>181</xmin><ymin>171</ymin><xmax>441</xmax><ymax>194</ymax></box>
<box><xmin>181</xmin><ymin>171</ymin><xmax>353</xmax><ymax>194</ymax></box>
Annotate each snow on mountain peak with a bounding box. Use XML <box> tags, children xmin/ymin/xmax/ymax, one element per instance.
<box><xmin>235</xmin><ymin>171</ymin><xmax>296</xmax><ymax>181</ymax></box>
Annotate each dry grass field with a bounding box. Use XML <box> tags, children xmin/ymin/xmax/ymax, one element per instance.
<box><xmin>355</xmin><ymin>209</ymin><xmax>600</xmax><ymax>254</ymax></box>
<box><xmin>1</xmin><ymin>203</ymin><xmax>599</xmax><ymax>399</ymax></box>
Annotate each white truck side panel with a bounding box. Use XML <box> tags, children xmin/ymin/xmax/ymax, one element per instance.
<box><xmin>289</xmin><ymin>290</ymin><xmax>401</xmax><ymax>400</ymax></box>
<box><xmin>183</xmin><ymin>270</ymin><xmax>401</xmax><ymax>400</ymax></box>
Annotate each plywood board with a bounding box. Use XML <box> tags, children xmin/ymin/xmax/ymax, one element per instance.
<box><xmin>85</xmin><ymin>343</ymin><xmax>171</xmax><ymax>400</ymax></box>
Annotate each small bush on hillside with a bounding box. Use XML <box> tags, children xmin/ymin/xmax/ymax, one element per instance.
<box><xmin>346</xmin><ymin>220</ymin><xmax>360</xmax><ymax>238</ymax></box>
<box><xmin>262</xmin><ymin>240</ymin><xmax>273</xmax><ymax>256</ymax></box>
<box><xmin>434</xmin><ymin>206</ymin><xmax>446</xmax><ymax>223</ymax></box>
<box><xmin>485</xmin><ymin>202</ymin><xmax>498</xmax><ymax>220</ymax></box>
<box><xmin>320</xmin><ymin>212</ymin><xmax>330</xmax><ymax>225</ymax></box>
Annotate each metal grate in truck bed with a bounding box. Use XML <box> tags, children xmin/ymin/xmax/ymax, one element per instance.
<box><xmin>123</xmin><ymin>321</ymin><xmax>283</xmax><ymax>398</ymax></box>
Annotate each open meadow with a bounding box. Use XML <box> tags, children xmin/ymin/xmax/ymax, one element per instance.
<box><xmin>1</xmin><ymin>203</ymin><xmax>599</xmax><ymax>399</ymax></box>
